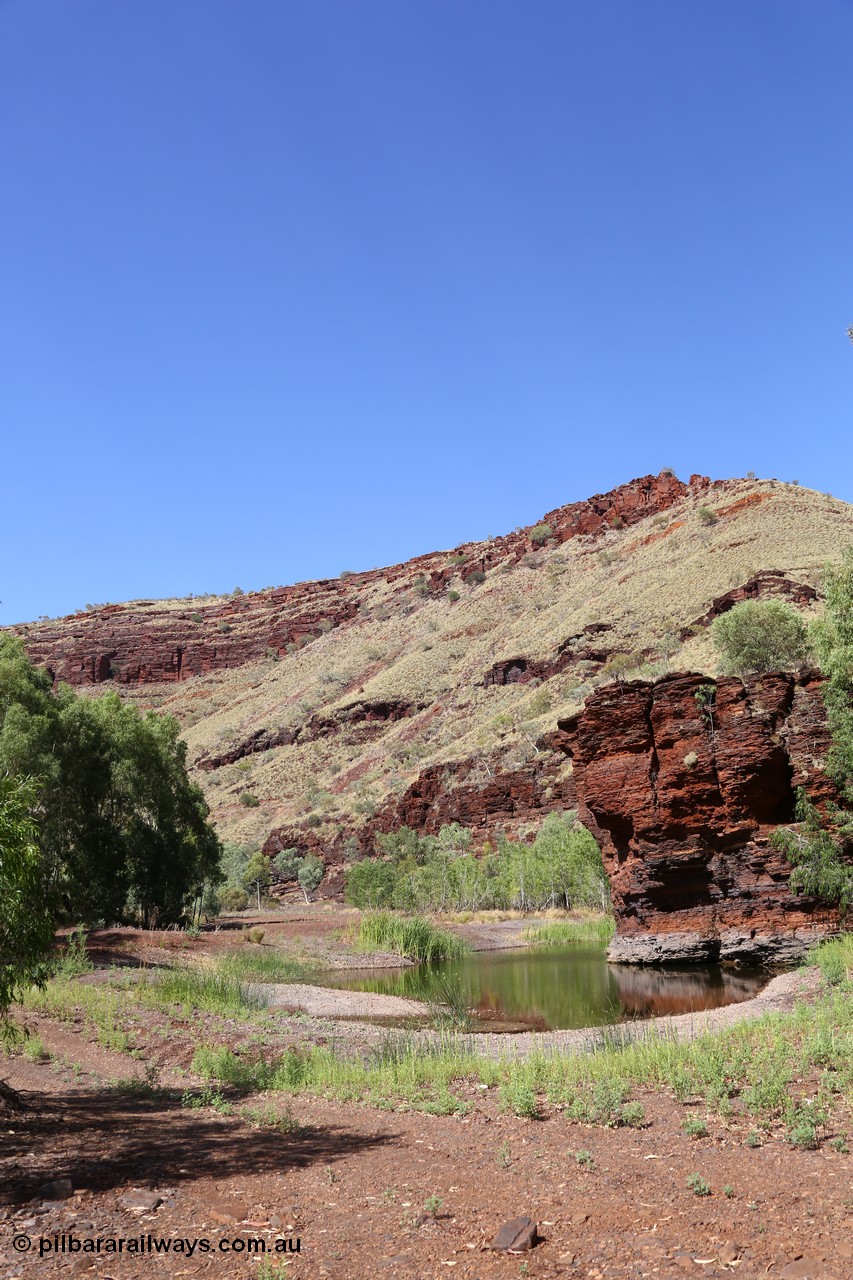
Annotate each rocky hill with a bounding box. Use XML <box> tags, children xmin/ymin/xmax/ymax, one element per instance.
<box><xmin>11</xmin><ymin>471</ymin><xmax>853</xmax><ymax>944</ymax></box>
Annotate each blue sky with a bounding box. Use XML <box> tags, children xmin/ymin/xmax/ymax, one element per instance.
<box><xmin>2</xmin><ymin>0</ymin><xmax>852</xmax><ymax>625</ymax></box>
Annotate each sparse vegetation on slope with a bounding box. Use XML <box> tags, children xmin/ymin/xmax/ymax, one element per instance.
<box><xmin>11</xmin><ymin>476</ymin><xmax>853</xmax><ymax>858</ymax></box>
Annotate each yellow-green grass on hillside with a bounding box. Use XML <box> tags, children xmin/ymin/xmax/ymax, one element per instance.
<box><xmin>21</xmin><ymin>478</ymin><xmax>853</xmax><ymax>848</ymax></box>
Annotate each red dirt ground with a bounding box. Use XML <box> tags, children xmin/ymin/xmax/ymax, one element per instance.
<box><xmin>1</xmin><ymin>917</ymin><xmax>851</xmax><ymax>1280</ymax></box>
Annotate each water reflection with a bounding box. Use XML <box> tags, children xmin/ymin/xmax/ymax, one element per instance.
<box><xmin>323</xmin><ymin>946</ymin><xmax>768</xmax><ymax>1031</ymax></box>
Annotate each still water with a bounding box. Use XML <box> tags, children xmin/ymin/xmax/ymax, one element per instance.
<box><xmin>324</xmin><ymin>946</ymin><xmax>768</xmax><ymax>1031</ymax></box>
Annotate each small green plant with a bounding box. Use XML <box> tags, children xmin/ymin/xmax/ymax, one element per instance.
<box><xmin>425</xmin><ymin>974</ymin><xmax>472</xmax><ymax>1032</ymax></box>
<box><xmin>22</xmin><ymin>1033</ymin><xmax>47</xmax><ymax>1062</ymax></box>
<box><xmin>829</xmin><ymin>1136</ymin><xmax>849</xmax><ymax>1153</ymax></box>
<box><xmin>788</xmin><ymin>1122</ymin><xmax>819</xmax><ymax>1150</ymax></box>
<box><xmin>257</xmin><ymin>1261</ymin><xmax>294</xmax><ymax>1280</ymax></box>
<box><xmin>683</xmin><ymin>1117</ymin><xmax>708</xmax><ymax>1139</ymax></box>
<box><xmin>687</xmin><ymin>1173</ymin><xmax>711</xmax><ymax>1197</ymax></box>
<box><xmin>698</xmin><ymin>506</ymin><xmax>718</xmax><ymax>526</ymax></box>
<box><xmin>182</xmin><ymin>1084</ymin><xmax>232</xmax><ymax>1114</ymax></box>
<box><xmin>499</xmin><ymin>1079</ymin><xmax>540</xmax><ymax>1119</ymax></box>
<box><xmin>218</xmin><ymin>621</ymin><xmax>232</xmax><ymax>633</ymax></box>
<box><xmin>746</xmin><ymin>1130</ymin><xmax>762</xmax><ymax>1148</ymax></box>
<box><xmin>498</xmin><ymin>1141</ymin><xmax>511</xmax><ymax>1168</ymax></box>
<box><xmin>239</xmin><ymin>791</ymin><xmax>260</xmax><ymax>807</ymax></box>
<box><xmin>530</xmin><ymin>522</ymin><xmax>553</xmax><ymax>545</ymax></box>
<box><xmin>190</xmin><ymin>612</ymin><xmax>203</xmax><ymax>623</ymax></box>
<box><xmin>53</xmin><ymin>927</ymin><xmax>93</xmax><ymax>979</ymax></box>
<box><xmin>423</xmin><ymin>1195</ymin><xmax>443</xmax><ymax>1218</ymax></box>
<box><xmin>723</xmin><ymin>1184</ymin><xmax>734</xmax><ymax>1198</ymax></box>
<box><xmin>620</xmin><ymin>1101</ymin><xmax>645</xmax><ymax>1128</ymax></box>
<box><xmin>464</xmin><ymin>569</ymin><xmax>486</xmax><ymax>586</ymax></box>
<box><xmin>574</xmin><ymin>1149</ymin><xmax>594</xmax><ymax>1167</ymax></box>
<box><xmin>447</xmin><ymin>589</ymin><xmax>460</xmax><ymax>602</ymax></box>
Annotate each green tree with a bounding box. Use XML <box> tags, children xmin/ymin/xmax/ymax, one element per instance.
<box><xmin>710</xmin><ymin>600</ymin><xmax>808</xmax><ymax>677</ymax></box>
<box><xmin>297</xmin><ymin>853</ymin><xmax>325</xmax><ymax>902</ymax></box>
<box><xmin>811</xmin><ymin>548</ymin><xmax>853</xmax><ymax>801</ymax></box>
<box><xmin>0</xmin><ymin>636</ymin><xmax>221</xmax><ymax>927</ymax></box>
<box><xmin>0</xmin><ymin>774</ymin><xmax>54</xmax><ymax>1031</ymax></box>
<box><xmin>273</xmin><ymin>848</ymin><xmax>325</xmax><ymax>902</ymax></box>
<box><xmin>241</xmin><ymin>852</ymin><xmax>270</xmax><ymax>910</ymax></box>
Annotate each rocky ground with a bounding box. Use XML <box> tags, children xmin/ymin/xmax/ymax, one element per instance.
<box><xmin>1</xmin><ymin>913</ymin><xmax>851</xmax><ymax>1280</ymax></box>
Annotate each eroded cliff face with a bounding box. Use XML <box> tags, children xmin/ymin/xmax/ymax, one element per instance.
<box><xmin>557</xmin><ymin>671</ymin><xmax>843</xmax><ymax>964</ymax></box>
<box><xmin>14</xmin><ymin>472</ymin><xmax>703</xmax><ymax>689</ymax></box>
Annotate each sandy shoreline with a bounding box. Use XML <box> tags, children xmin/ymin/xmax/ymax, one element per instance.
<box><xmin>258</xmin><ymin>966</ymin><xmax>819</xmax><ymax>1053</ymax></box>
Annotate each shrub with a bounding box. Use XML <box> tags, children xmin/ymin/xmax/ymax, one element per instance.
<box><xmin>464</xmin><ymin>569</ymin><xmax>486</xmax><ymax>587</ymax></box>
<box><xmin>698</xmin><ymin>506</ymin><xmax>718</xmax><ymax>526</ymax></box>
<box><xmin>218</xmin><ymin>622</ymin><xmax>232</xmax><ymax>634</ymax></box>
<box><xmin>609</xmin><ymin>515</ymin><xmax>624</xmax><ymax>529</ymax></box>
<box><xmin>620</xmin><ymin>1101</ymin><xmax>645</xmax><ymax>1128</ymax></box>
<box><xmin>771</xmin><ymin>791</ymin><xmax>853</xmax><ymax>911</ymax></box>
<box><xmin>239</xmin><ymin>792</ymin><xmax>260</xmax><ymax>808</ymax></box>
<box><xmin>190</xmin><ymin>612</ymin><xmax>203</xmax><ymax>623</ymax></box>
<box><xmin>686</xmin><ymin>1173</ymin><xmax>711</xmax><ymax>1197</ymax></box>
<box><xmin>683</xmin><ymin>751</ymin><xmax>699</xmax><ymax>769</ymax></box>
<box><xmin>447</xmin><ymin>589</ymin><xmax>460</xmax><ymax>602</ymax></box>
<box><xmin>499</xmin><ymin>1080</ymin><xmax>540</xmax><ymax>1119</ymax></box>
<box><xmin>530</xmin><ymin>523</ymin><xmax>553</xmax><ymax>546</ymax></box>
<box><xmin>344</xmin><ymin>859</ymin><xmax>398</xmax><ymax>909</ymax></box>
<box><xmin>711</xmin><ymin>600</ymin><xmax>808</xmax><ymax>676</ymax></box>
<box><xmin>242</xmin><ymin>927</ymin><xmax>266</xmax><ymax>944</ymax></box>
<box><xmin>219</xmin><ymin>885</ymin><xmax>249</xmax><ymax>912</ymax></box>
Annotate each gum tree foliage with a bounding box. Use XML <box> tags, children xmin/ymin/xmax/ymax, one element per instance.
<box><xmin>0</xmin><ymin>774</ymin><xmax>54</xmax><ymax>1027</ymax></box>
<box><xmin>770</xmin><ymin>549</ymin><xmax>853</xmax><ymax>907</ymax></box>
<box><xmin>345</xmin><ymin>813</ymin><xmax>609</xmax><ymax>913</ymax></box>
<box><xmin>273</xmin><ymin>848</ymin><xmax>326</xmax><ymax>902</ymax></box>
<box><xmin>711</xmin><ymin>600</ymin><xmax>808</xmax><ymax>677</ymax></box>
<box><xmin>811</xmin><ymin>548</ymin><xmax>853</xmax><ymax>802</ymax></box>
<box><xmin>241</xmin><ymin>850</ymin><xmax>271</xmax><ymax>909</ymax></box>
<box><xmin>0</xmin><ymin>636</ymin><xmax>221</xmax><ymax>927</ymax></box>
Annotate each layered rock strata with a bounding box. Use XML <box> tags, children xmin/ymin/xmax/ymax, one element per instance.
<box><xmin>14</xmin><ymin>473</ymin><xmax>711</xmax><ymax>689</ymax></box>
<box><xmin>557</xmin><ymin>671</ymin><xmax>843</xmax><ymax>965</ymax></box>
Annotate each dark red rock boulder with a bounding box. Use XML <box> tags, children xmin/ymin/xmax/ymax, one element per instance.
<box><xmin>558</xmin><ymin>670</ymin><xmax>843</xmax><ymax>964</ymax></box>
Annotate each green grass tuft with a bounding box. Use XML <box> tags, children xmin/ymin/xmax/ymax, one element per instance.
<box><xmin>522</xmin><ymin>915</ymin><xmax>615</xmax><ymax>948</ymax></box>
<box><xmin>355</xmin><ymin>913</ymin><xmax>467</xmax><ymax>963</ymax></box>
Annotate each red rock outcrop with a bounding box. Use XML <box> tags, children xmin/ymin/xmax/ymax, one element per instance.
<box><xmin>482</xmin><ymin>624</ymin><xmax>617</xmax><ymax>687</ymax></box>
<box><xmin>682</xmin><ymin>570</ymin><xmax>819</xmax><ymax>639</ymax></box>
<box><xmin>261</xmin><ymin>750</ymin><xmax>575</xmax><ymax>875</ymax></box>
<box><xmin>557</xmin><ymin>671</ymin><xmax>844</xmax><ymax>964</ymax></box>
<box><xmin>12</xmin><ymin>472</ymin><xmax>714</xmax><ymax>689</ymax></box>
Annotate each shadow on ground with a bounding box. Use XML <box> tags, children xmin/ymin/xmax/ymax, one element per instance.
<box><xmin>2</xmin><ymin>1087</ymin><xmax>396</xmax><ymax>1205</ymax></box>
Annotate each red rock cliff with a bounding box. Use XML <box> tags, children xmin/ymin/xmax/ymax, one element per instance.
<box><xmin>12</xmin><ymin>473</ymin><xmax>710</xmax><ymax>688</ymax></box>
<box><xmin>557</xmin><ymin>671</ymin><xmax>843</xmax><ymax>964</ymax></box>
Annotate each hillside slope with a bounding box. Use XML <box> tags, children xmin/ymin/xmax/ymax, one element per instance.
<box><xmin>12</xmin><ymin>473</ymin><xmax>853</xmax><ymax>874</ymax></box>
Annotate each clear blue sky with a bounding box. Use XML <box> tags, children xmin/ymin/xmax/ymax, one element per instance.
<box><xmin>3</xmin><ymin>0</ymin><xmax>852</xmax><ymax>625</ymax></box>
